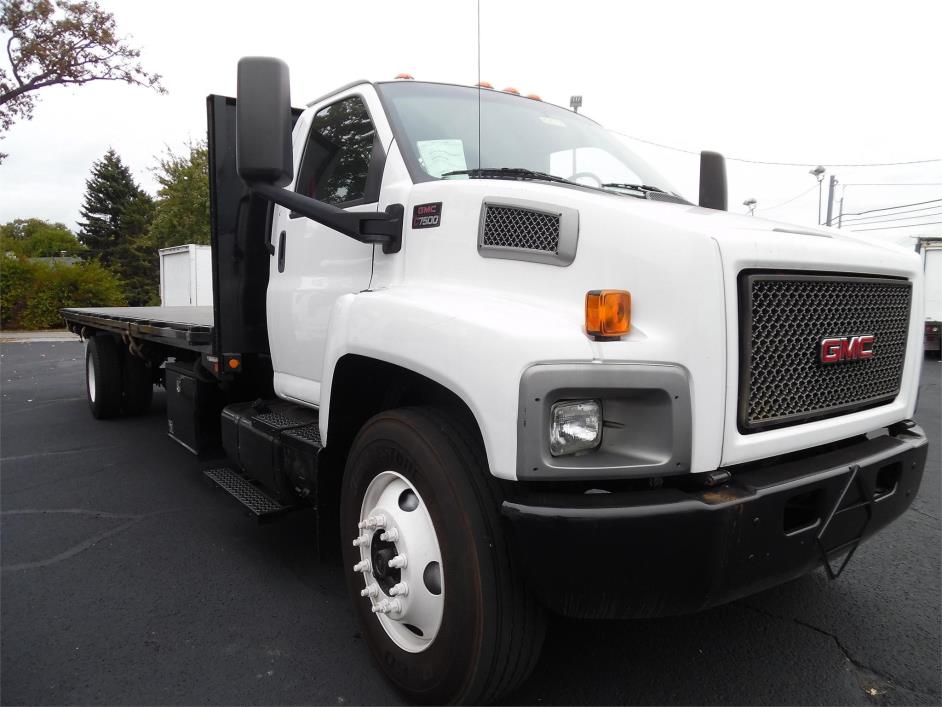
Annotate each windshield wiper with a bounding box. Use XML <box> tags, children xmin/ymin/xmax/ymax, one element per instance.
<box><xmin>443</xmin><ymin>167</ymin><xmax>580</xmax><ymax>186</ymax></box>
<box><xmin>601</xmin><ymin>182</ymin><xmax>667</xmax><ymax>194</ymax></box>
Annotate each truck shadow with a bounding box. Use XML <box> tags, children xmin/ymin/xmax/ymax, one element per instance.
<box><xmin>506</xmin><ymin>573</ymin><xmax>841</xmax><ymax>706</ymax></box>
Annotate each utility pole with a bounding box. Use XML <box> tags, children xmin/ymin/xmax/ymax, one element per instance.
<box><xmin>743</xmin><ymin>198</ymin><xmax>757</xmax><ymax>216</ymax></box>
<box><xmin>837</xmin><ymin>184</ymin><xmax>846</xmax><ymax>228</ymax></box>
<box><xmin>825</xmin><ymin>175</ymin><xmax>837</xmax><ymax>226</ymax></box>
<box><xmin>809</xmin><ymin>165</ymin><xmax>825</xmax><ymax>224</ymax></box>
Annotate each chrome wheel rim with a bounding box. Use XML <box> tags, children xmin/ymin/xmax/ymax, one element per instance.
<box><xmin>354</xmin><ymin>471</ymin><xmax>444</xmax><ymax>653</ymax></box>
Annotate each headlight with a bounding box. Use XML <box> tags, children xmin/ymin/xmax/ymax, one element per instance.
<box><xmin>549</xmin><ymin>400</ymin><xmax>602</xmax><ymax>456</ymax></box>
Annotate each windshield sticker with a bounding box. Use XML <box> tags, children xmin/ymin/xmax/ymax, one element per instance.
<box><xmin>412</xmin><ymin>202</ymin><xmax>442</xmax><ymax>229</ymax></box>
<box><xmin>539</xmin><ymin>116</ymin><xmax>567</xmax><ymax>127</ymax></box>
<box><xmin>417</xmin><ymin>139</ymin><xmax>467</xmax><ymax>178</ymax></box>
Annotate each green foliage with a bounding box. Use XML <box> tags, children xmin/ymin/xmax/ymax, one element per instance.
<box><xmin>0</xmin><ymin>0</ymin><xmax>165</xmax><ymax>161</ymax></box>
<box><xmin>0</xmin><ymin>217</ymin><xmax>85</xmax><ymax>256</ymax></box>
<box><xmin>0</xmin><ymin>254</ymin><xmax>39</xmax><ymax>326</ymax></box>
<box><xmin>149</xmin><ymin>141</ymin><xmax>210</xmax><ymax>248</ymax></box>
<box><xmin>0</xmin><ymin>254</ymin><xmax>125</xmax><ymax>329</ymax></box>
<box><xmin>78</xmin><ymin>148</ymin><xmax>157</xmax><ymax>305</ymax></box>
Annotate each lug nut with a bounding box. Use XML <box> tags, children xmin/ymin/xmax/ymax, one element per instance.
<box><xmin>360</xmin><ymin>583</ymin><xmax>379</xmax><ymax>598</ymax></box>
<box><xmin>388</xmin><ymin>554</ymin><xmax>407</xmax><ymax>569</ymax></box>
<box><xmin>389</xmin><ymin>582</ymin><xmax>409</xmax><ymax>597</ymax></box>
<box><xmin>353</xmin><ymin>560</ymin><xmax>371</xmax><ymax>573</ymax></box>
<box><xmin>379</xmin><ymin>528</ymin><xmax>399</xmax><ymax>542</ymax></box>
<box><xmin>372</xmin><ymin>598</ymin><xmax>403</xmax><ymax>614</ymax></box>
<box><xmin>352</xmin><ymin>534</ymin><xmax>370</xmax><ymax>547</ymax></box>
<box><xmin>358</xmin><ymin>514</ymin><xmax>386</xmax><ymax>530</ymax></box>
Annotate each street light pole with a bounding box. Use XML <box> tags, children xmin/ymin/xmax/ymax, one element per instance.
<box><xmin>809</xmin><ymin>165</ymin><xmax>825</xmax><ymax>224</ymax></box>
<box><xmin>569</xmin><ymin>96</ymin><xmax>582</xmax><ymax>176</ymax></box>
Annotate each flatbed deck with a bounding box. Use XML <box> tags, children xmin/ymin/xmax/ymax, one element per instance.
<box><xmin>61</xmin><ymin>306</ymin><xmax>214</xmax><ymax>352</ymax></box>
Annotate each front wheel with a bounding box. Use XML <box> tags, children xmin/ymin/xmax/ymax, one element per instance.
<box><xmin>341</xmin><ymin>407</ymin><xmax>545</xmax><ymax>705</ymax></box>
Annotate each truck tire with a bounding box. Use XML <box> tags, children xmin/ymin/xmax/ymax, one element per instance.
<box><xmin>341</xmin><ymin>407</ymin><xmax>545</xmax><ymax>705</ymax></box>
<box><xmin>121</xmin><ymin>352</ymin><xmax>153</xmax><ymax>415</ymax></box>
<box><xmin>85</xmin><ymin>336</ymin><xmax>122</xmax><ymax>419</ymax></box>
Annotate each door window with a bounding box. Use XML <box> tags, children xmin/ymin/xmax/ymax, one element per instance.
<box><xmin>295</xmin><ymin>96</ymin><xmax>380</xmax><ymax>206</ymax></box>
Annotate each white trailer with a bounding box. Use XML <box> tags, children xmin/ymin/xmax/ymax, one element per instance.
<box><xmin>917</xmin><ymin>237</ymin><xmax>942</xmax><ymax>355</ymax></box>
<box><xmin>158</xmin><ymin>244</ymin><xmax>213</xmax><ymax>306</ymax></box>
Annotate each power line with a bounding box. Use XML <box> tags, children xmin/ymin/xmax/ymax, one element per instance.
<box><xmin>842</xmin><ymin>209</ymin><xmax>942</xmax><ymax>227</ymax></box>
<box><xmin>840</xmin><ymin>198</ymin><xmax>942</xmax><ymax>217</ymax></box>
<box><xmin>841</xmin><ymin>182</ymin><xmax>942</xmax><ymax>186</ymax></box>
<box><xmin>612</xmin><ymin>131</ymin><xmax>942</xmax><ymax>167</ymax></box>
<box><xmin>841</xmin><ymin>203</ymin><xmax>942</xmax><ymax>223</ymax></box>
<box><xmin>756</xmin><ymin>184</ymin><xmax>818</xmax><ymax>212</ymax></box>
<box><xmin>850</xmin><ymin>220</ymin><xmax>942</xmax><ymax>232</ymax></box>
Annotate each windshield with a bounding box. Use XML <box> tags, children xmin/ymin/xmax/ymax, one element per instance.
<box><xmin>376</xmin><ymin>81</ymin><xmax>678</xmax><ymax>195</ymax></box>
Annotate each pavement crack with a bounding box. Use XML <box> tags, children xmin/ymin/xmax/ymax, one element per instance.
<box><xmin>1</xmin><ymin>444</ymin><xmax>124</xmax><ymax>463</ymax></box>
<box><xmin>908</xmin><ymin>506</ymin><xmax>940</xmax><ymax>522</ymax></box>
<box><xmin>0</xmin><ymin>508</ymin><xmax>183</xmax><ymax>573</ymax></box>
<box><xmin>742</xmin><ymin>602</ymin><xmax>940</xmax><ymax>700</ymax></box>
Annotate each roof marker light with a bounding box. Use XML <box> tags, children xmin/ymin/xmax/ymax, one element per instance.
<box><xmin>395</xmin><ymin>73</ymin><xmax>414</xmax><ymax>80</ymax></box>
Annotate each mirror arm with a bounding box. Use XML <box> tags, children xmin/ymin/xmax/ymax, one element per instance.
<box><xmin>249</xmin><ymin>182</ymin><xmax>403</xmax><ymax>254</ymax></box>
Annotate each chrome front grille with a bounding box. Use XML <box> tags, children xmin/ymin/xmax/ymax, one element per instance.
<box><xmin>480</xmin><ymin>205</ymin><xmax>561</xmax><ymax>253</ymax></box>
<box><xmin>739</xmin><ymin>272</ymin><xmax>911</xmax><ymax>432</ymax></box>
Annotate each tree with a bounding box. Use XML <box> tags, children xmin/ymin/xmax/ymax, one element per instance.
<box><xmin>148</xmin><ymin>141</ymin><xmax>210</xmax><ymax>249</ymax></box>
<box><xmin>77</xmin><ymin>148</ymin><xmax>156</xmax><ymax>305</ymax></box>
<box><xmin>0</xmin><ymin>0</ymin><xmax>165</xmax><ymax>160</ymax></box>
<box><xmin>0</xmin><ymin>217</ymin><xmax>84</xmax><ymax>256</ymax></box>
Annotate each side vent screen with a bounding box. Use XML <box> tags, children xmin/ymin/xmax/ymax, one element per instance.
<box><xmin>478</xmin><ymin>198</ymin><xmax>579</xmax><ymax>266</ymax></box>
<box><xmin>482</xmin><ymin>206</ymin><xmax>561</xmax><ymax>253</ymax></box>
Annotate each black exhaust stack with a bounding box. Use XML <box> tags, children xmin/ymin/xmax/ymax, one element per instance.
<box><xmin>698</xmin><ymin>150</ymin><xmax>728</xmax><ymax>211</ymax></box>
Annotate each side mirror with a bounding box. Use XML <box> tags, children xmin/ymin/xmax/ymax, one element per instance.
<box><xmin>236</xmin><ymin>57</ymin><xmax>293</xmax><ymax>187</ymax></box>
<box><xmin>698</xmin><ymin>150</ymin><xmax>728</xmax><ymax>211</ymax></box>
<box><xmin>233</xmin><ymin>56</ymin><xmax>403</xmax><ymax>254</ymax></box>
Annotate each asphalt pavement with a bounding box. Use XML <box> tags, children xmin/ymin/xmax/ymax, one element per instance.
<box><xmin>1</xmin><ymin>340</ymin><xmax>939</xmax><ymax>705</ymax></box>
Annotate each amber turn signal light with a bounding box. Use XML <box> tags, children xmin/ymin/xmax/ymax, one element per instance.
<box><xmin>585</xmin><ymin>290</ymin><xmax>631</xmax><ymax>338</ymax></box>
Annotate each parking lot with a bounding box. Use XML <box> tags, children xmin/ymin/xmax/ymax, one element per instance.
<box><xmin>1</xmin><ymin>340</ymin><xmax>939</xmax><ymax>705</ymax></box>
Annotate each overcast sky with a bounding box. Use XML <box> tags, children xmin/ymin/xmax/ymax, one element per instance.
<box><xmin>2</xmin><ymin>0</ymin><xmax>940</xmax><ymax>246</ymax></box>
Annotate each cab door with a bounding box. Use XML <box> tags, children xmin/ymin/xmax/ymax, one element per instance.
<box><xmin>267</xmin><ymin>87</ymin><xmax>391</xmax><ymax>406</ymax></box>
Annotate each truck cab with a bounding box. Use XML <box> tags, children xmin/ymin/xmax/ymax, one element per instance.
<box><xmin>63</xmin><ymin>58</ymin><xmax>928</xmax><ymax>705</ymax></box>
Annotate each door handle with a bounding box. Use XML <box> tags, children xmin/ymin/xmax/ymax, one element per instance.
<box><xmin>278</xmin><ymin>230</ymin><xmax>286</xmax><ymax>273</ymax></box>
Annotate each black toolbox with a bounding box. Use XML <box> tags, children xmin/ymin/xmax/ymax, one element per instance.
<box><xmin>165</xmin><ymin>361</ymin><xmax>223</xmax><ymax>456</ymax></box>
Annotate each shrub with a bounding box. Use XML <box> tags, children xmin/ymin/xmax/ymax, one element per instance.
<box><xmin>0</xmin><ymin>256</ymin><xmax>126</xmax><ymax>330</ymax></box>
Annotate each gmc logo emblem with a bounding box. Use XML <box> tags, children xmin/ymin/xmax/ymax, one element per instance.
<box><xmin>820</xmin><ymin>335</ymin><xmax>875</xmax><ymax>364</ymax></box>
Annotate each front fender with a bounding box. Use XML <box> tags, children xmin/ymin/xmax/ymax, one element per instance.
<box><xmin>320</xmin><ymin>285</ymin><xmax>595</xmax><ymax>480</ymax></box>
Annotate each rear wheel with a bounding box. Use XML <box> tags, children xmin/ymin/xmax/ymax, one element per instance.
<box><xmin>341</xmin><ymin>407</ymin><xmax>545</xmax><ymax>705</ymax></box>
<box><xmin>121</xmin><ymin>352</ymin><xmax>153</xmax><ymax>415</ymax></box>
<box><xmin>85</xmin><ymin>335</ymin><xmax>122</xmax><ymax>419</ymax></box>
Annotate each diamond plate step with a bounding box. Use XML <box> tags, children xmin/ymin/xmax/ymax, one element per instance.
<box><xmin>203</xmin><ymin>467</ymin><xmax>298</xmax><ymax>522</ymax></box>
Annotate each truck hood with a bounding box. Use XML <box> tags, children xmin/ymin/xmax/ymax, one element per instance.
<box><xmin>392</xmin><ymin>178</ymin><xmax>923</xmax><ymax>475</ymax></box>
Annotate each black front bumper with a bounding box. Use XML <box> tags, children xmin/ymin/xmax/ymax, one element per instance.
<box><xmin>502</xmin><ymin>425</ymin><xmax>928</xmax><ymax>619</ymax></box>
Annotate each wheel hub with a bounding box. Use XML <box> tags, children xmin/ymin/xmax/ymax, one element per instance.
<box><xmin>369</xmin><ymin>530</ymin><xmax>400</xmax><ymax>595</ymax></box>
<box><xmin>353</xmin><ymin>471</ymin><xmax>444</xmax><ymax>653</ymax></box>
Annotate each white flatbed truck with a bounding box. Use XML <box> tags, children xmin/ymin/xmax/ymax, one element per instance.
<box><xmin>62</xmin><ymin>58</ymin><xmax>928</xmax><ymax>704</ymax></box>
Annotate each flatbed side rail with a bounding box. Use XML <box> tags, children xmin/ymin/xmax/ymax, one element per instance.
<box><xmin>61</xmin><ymin>307</ymin><xmax>213</xmax><ymax>353</ymax></box>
